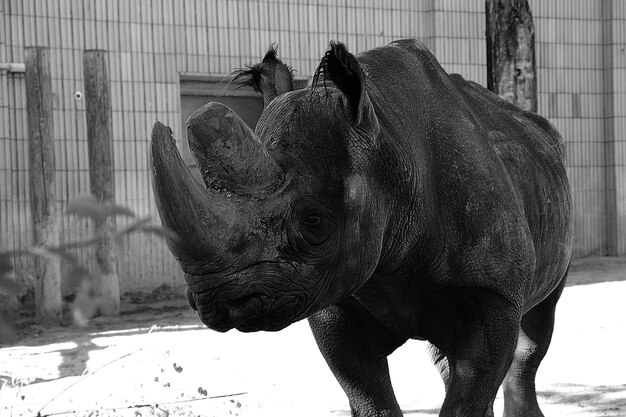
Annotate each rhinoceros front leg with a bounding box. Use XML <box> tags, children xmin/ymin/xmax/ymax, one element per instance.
<box><xmin>308</xmin><ymin>298</ymin><xmax>408</xmax><ymax>417</ymax></box>
<box><xmin>429</xmin><ymin>345</ymin><xmax>496</xmax><ymax>417</ymax></box>
<box><xmin>434</xmin><ymin>291</ymin><xmax>521</xmax><ymax>417</ymax></box>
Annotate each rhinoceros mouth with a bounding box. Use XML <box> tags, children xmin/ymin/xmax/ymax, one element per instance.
<box><xmin>190</xmin><ymin>287</ymin><xmax>303</xmax><ymax>332</ymax></box>
<box><xmin>185</xmin><ymin>262</ymin><xmax>309</xmax><ymax>332</ymax></box>
<box><xmin>189</xmin><ymin>289</ymin><xmax>270</xmax><ymax>332</ymax></box>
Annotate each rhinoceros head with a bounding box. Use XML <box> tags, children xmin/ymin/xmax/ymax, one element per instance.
<box><xmin>150</xmin><ymin>43</ymin><xmax>386</xmax><ymax>332</ymax></box>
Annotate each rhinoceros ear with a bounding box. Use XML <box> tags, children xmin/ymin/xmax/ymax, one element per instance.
<box><xmin>233</xmin><ymin>44</ymin><xmax>294</xmax><ymax>107</ymax></box>
<box><xmin>313</xmin><ymin>41</ymin><xmax>374</xmax><ymax>127</ymax></box>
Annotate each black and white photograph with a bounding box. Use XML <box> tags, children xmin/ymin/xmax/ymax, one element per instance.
<box><xmin>1</xmin><ymin>1</ymin><xmax>625</xmax><ymax>416</ymax></box>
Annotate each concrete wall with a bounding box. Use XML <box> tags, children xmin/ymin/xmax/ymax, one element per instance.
<box><xmin>1</xmin><ymin>0</ymin><xmax>623</xmax><ymax>295</ymax></box>
<box><xmin>530</xmin><ymin>0</ymin><xmax>626</xmax><ymax>257</ymax></box>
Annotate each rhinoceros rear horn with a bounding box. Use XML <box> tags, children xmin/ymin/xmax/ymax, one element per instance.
<box><xmin>186</xmin><ymin>102</ymin><xmax>284</xmax><ymax>196</ymax></box>
<box><xmin>314</xmin><ymin>41</ymin><xmax>378</xmax><ymax>131</ymax></box>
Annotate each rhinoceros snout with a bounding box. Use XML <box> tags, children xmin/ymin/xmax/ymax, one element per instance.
<box><xmin>185</xmin><ymin>275</ymin><xmax>268</xmax><ymax>332</ymax></box>
<box><xmin>193</xmin><ymin>291</ymin><xmax>267</xmax><ymax>333</ymax></box>
<box><xmin>184</xmin><ymin>263</ymin><xmax>309</xmax><ymax>332</ymax></box>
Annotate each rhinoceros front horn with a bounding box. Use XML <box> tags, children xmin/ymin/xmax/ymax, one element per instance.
<box><xmin>186</xmin><ymin>102</ymin><xmax>284</xmax><ymax>195</ymax></box>
<box><xmin>150</xmin><ymin>122</ymin><xmax>237</xmax><ymax>270</ymax></box>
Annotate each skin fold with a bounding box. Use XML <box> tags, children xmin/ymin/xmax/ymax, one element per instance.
<box><xmin>150</xmin><ymin>39</ymin><xmax>572</xmax><ymax>417</ymax></box>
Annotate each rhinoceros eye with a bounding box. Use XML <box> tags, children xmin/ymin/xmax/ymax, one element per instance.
<box><xmin>304</xmin><ymin>213</ymin><xmax>321</xmax><ymax>226</ymax></box>
<box><xmin>293</xmin><ymin>199</ymin><xmax>335</xmax><ymax>246</ymax></box>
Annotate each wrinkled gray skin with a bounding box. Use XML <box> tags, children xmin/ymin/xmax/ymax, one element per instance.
<box><xmin>150</xmin><ymin>39</ymin><xmax>572</xmax><ymax>417</ymax></box>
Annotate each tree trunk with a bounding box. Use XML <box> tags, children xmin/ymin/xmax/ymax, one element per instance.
<box><xmin>486</xmin><ymin>0</ymin><xmax>537</xmax><ymax>112</ymax></box>
<box><xmin>25</xmin><ymin>47</ymin><xmax>62</xmax><ymax>322</ymax></box>
<box><xmin>83</xmin><ymin>50</ymin><xmax>120</xmax><ymax>315</ymax></box>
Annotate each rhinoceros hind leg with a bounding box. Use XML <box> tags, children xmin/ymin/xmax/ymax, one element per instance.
<box><xmin>502</xmin><ymin>273</ymin><xmax>567</xmax><ymax>417</ymax></box>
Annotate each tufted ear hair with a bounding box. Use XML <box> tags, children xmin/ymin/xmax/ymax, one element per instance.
<box><xmin>233</xmin><ymin>44</ymin><xmax>294</xmax><ymax>107</ymax></box>
<box><xmin>313</xmin><ymin>41</ymin><xmax>373</xmax><ymax>126</ymax></box>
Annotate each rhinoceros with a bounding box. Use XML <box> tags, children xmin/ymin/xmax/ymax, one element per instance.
<box><xmin>150</xmin><ymin>39</ymin><xmax>572</xmax><ymax>417</ymax></box>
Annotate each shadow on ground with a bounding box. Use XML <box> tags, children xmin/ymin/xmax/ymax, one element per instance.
<box><xmin>567</xmin><ymin>256</ymin><xmax>626</xmax><ymax>286</ymax></box>
<box><xmin>56</xmin><ymin>339</ymin><xmax>106</xmax><ymax>380</ymax></box>
<box><xmin>11</xmin><ymin>299</ymin><xmax>194</xmax><ymax>347</ymax></box>
<box><xmin>540</xmin><ymin>383</ymin><xmax>626</xmax><ymax>415</ymax></box>
<box><xmin>331</xmin><ymin>407</ymin><xmax>440</xmax><ymax>416</ymax></box>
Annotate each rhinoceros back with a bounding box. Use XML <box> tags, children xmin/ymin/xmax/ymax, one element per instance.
<box><xmin>449</xmin><ymin>73</ymin><xmax>572</xmax><ymax>299</ymax></box>
<box><xmin>358</xmin><ymin>39</ymin><xmax>572</xmax><ymax>306</ymax></box>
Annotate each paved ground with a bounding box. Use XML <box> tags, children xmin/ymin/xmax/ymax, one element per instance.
<box><xmin>1</xmin><ymin>256</ymin><xmax>625</xmax><ymax>416</ymax></box>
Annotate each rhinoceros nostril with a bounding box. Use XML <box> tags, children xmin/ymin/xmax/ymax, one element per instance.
<box><xmin>228</xmin><ymin>295</ymin><xmax>264</xmax><ymax>321</ymax></box>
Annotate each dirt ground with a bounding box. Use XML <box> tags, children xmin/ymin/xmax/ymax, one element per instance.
<box><xmin>1</xmin><ymin>256</ymin><xmax>625</xmax><ymax>417</ymax></box>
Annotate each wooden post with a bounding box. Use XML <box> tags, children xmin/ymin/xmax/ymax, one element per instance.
<box><xmin>83</xmin><ymin>50</ymin><xmax>120</xmax><ymax>315</ymax></box>
<box><xmin>486</xmin><ymin>0</ymin><xmax>537</xmax><ymax>112</ymax></box>
<box><xmin>25</xmin><ymin>47</ymin><xmax>62</xmax><ymax>322</ymax></box>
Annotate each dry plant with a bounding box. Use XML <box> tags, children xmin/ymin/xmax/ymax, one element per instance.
<box><xmin>0</xmin><ymin>194</ymin><xmax>177</xmax><ymax>343</ymax></box>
